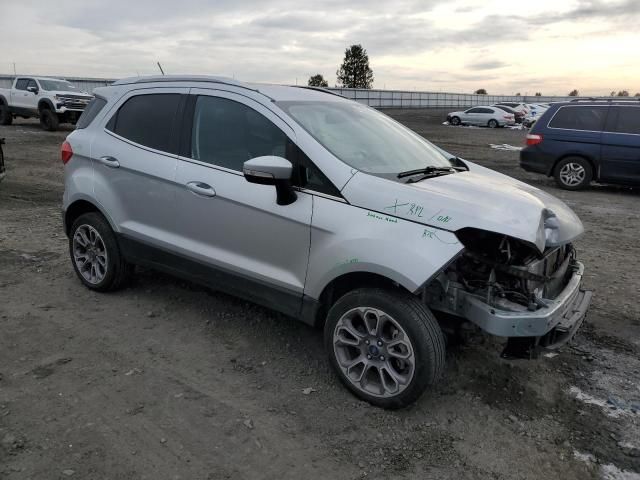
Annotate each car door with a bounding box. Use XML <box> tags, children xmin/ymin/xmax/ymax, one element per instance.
<box><xmin>601</xmin><ymin>106</ymin><xmax>640</xmax><ymax>185</ymax></box>
<box><xmin>11</xmin><ymin>78</ymin><xmax>30</xmax><ymax>110</ymax></box>
<box><xmin>91</xmin><ymin>87</ymin><xmax>188</xmax><ymax>251</ymax></box>
<box><xmin>546</xmin><ymin>105</ymin><xmax>606</xmax><ymax>167</ymax></box>
<box><xmin>173</xmin><ymin>89</ymin><xmax>313</xmax><ymax>317</ymax></box>
<box><xmin>24</xmin><ymin>79</ymin><xmax>40</xmax><ymax>111</ymax></box>
<box><xmin>464</xmin><ymin>108</ymin><xmax>482</xmax><ymax>125</ymax></box>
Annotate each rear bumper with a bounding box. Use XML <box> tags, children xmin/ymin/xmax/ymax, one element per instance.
<box><xmin>461</xmin><ymin>262</ymin><xmax>591</xmax><ymax>343</ymax></box>
<box><xmin>519</xmin><ymin>148</ymin><xmax>554</xmax><ymax>175</ymax></box>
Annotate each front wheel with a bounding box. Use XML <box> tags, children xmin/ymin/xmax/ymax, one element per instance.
<box><xmin>69</xmin><ymin>212</ymin><xmax>132</xmax><ymax>291</ymax></box>
<box><xmin>39</xmin><ymin>109</ymin><xmax>59</xmax><ymax>131</ymax></box>
<box><xmin>324</xmin><ymin>288</ymin><xmax>446</xmax><ymax>409</ymax></box>
<box><xmin>488</xmin><ymin>119</ymin><xmax>499</xmax><ymax>128</ymax></box>
<box><xmin>450</xmin><ymin>116</ymin><xmax>461</xmax><ymax>126</ymax></box>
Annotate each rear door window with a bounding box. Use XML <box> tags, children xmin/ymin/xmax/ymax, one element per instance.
<box><xmin>14</xmin><ymin>79</ymin><xmax>28</xmax><ymax>90</ymax></box>
<box><xmin>76</xmin><ymin>97</ymin><xmax>107</xmax><ymax>129</ymax></box>
<box><xmin>549</xmin><ymin>106</ymin><xmax>607</xmax><ymax>131</ymax></box>
<box><xmin>605</xmin><ymin>107</ymin><xmax>640</xmax><ymax>135</ymax></box>
<box><xmin>106</xmin><ymin>93</ymin><xmax>182</xmax><ymax>153</ymax></box>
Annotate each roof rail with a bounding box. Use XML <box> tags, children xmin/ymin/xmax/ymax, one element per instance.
<box><xmin>113</xmin><ymin>74</ymin><xmax>243</xmax><ymax>87</ymax></box>
<box><xmin>569</xmin><ymin>97</ymin><xmax>640</xmax><ymax>103</ymax></box>
<box><xmin>111</xmin><ymin>74</ymin><xmax>273</xmax><ymax>100</ymax></box>
<box><xmin>291</xmin><ymin>86</ymin><xmax>347</xmax><ymax>99</ymax></box>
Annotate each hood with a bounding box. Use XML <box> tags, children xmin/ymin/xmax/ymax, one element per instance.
<box><xmin>342</xmin><ymin>162</ymin><xmax>584</xmax><ymax>253</ymax></box>
<box><xmin>50</xmin><ymin>90</ymin><xmax>93</xmax><ymax>99</ymax></box>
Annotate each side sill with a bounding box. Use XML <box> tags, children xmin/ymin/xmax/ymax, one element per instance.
<box><xmin>117</xmin><ymin>234</ymin><xmax>305</xmax><ymax>321</ymax></box>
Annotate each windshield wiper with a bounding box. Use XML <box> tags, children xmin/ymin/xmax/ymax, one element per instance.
<box><xmin>397</xmin><ymin>166</ymin><xmax>456</xmax><ymax>180</ymax></box>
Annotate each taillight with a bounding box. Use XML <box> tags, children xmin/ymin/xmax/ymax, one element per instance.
<box><xmin>504</xmin><ymin>115</ymin><xmax>514</xmax><ymax>119</ymax></box>
<box><xmin>61</xmin><ymin>141</ymin><xmax>73</xmax><ymax>164</ymax></box>
<box><xmin>526</xmin><ymin>134</ymin><xmax>543</xmax><ymax>146</ymax></box>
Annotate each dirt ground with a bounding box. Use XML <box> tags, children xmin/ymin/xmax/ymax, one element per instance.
<box><xmin>1</xmin><ymin>110</ymin><xmax>639</xmax><ymax>480</ymax></box>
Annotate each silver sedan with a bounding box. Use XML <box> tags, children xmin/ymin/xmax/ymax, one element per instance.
<box><xmin>447</xmin><ymin>106</ymin><xmax>516</xmax><ymax>128</ymax></box>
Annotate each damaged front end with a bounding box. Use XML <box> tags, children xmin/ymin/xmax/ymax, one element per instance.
<box><xmin>423</xmin><ymin>228</ymin><xmax>592</xmax><ymax>358</ymax></box>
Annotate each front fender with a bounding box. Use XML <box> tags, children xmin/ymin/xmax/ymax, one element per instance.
<box><xmin>304</xmin><ymin>197</ymin><xmax>464</xmax><ymax>300</ymax></box>
<box><xmin>38</xmin><ymin>98</ymin><xmax>56</xmax><ymax>112</ymax></box>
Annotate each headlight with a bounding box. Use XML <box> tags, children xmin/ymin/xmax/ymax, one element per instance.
<box><xmin>543</xmin><ymin>209</ymin><xmax>560</xmax><ymax>245</ymax></box>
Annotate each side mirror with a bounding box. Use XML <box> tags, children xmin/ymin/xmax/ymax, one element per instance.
<box><xmin>27</xmin><ymin>86</ymin><xmax>38</xmax><ymax>94</ymax></box>
<box><xmin>243</xmin><ymin>156</ymin><xmax>297</xmax><ymax>206</ymax></box>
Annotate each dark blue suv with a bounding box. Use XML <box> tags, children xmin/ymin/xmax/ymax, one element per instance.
<box><xmin>520</xmin><ymin>100</ymin><xmax>640</xmax><ymax>190</ymax></box>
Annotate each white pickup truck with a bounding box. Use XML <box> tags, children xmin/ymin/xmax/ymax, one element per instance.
<box><xmin>0</xmin><ymin>76</ymin><xmax>93</xmax><ymax>131</ymax></box>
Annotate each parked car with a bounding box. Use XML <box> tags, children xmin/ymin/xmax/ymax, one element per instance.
<box><xmin>493</xmin><ymin>105</ymin><xmax>524</xmax><ymax>124</ymax></box>
<box><xmin>0</xmin><ymin>76</ymin><xmax>93</xmax><ymax>131</ymax></box>
<box><xmin>494</xmin><ymin>102</ymin><xmax>530</xmax><ymax>116</ymax></box>
<box><xmin>0</xmin><ymin>138</ymin><xmax>5</xmax><ymax>183</ymax></box>
<box><xmin>447</xmin><ymin>106</ymin><xmax>515</xmax><ymax>127</ymax></box>
<box><xmin>521</xmin><ymin>99</ymin><xmax>640</xmax><ymax>189</ymax></box>
<box><xmin>62</xmin><ymin>75</ymin><xmax>591</xmax><ymax>408</ymax></box>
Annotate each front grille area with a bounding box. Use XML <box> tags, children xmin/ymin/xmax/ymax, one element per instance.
<box><xmin>58</xmin><ymin>96</ymin><xmax>91</xmax><ymax>110</ymax></box>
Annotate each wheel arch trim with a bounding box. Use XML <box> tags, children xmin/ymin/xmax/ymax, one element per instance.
<box><xmin>64</xmin><ymin>196</ymin><xmax>119</xmax><ymax>236</ymax></box>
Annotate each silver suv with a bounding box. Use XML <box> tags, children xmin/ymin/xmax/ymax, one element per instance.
<box><xmin>62</xmin><ymin>76</ymin><xmax>592</xmax><ymax>409</ymax></box>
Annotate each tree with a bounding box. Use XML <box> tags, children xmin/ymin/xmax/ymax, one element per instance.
<box><xmin>635</xmin><ymin>93</ymin><xmax>640</xmax><ymax>97</ymax></box>
<box><xmin>568</xmin><ymin>89</ymin><xmax>579</xmax><ymax>96</ymax></box>
<box><xmin>308</xmin><ymin>74</ymin><xmax>328</xmax><ymax>88</ymax></box>
<box><xmin>516</xmin><ymin>92</ymin><xmax>521</xmax><ymax>96</ymax></box>
<box><xmin>336</xmin><ymin>44</ymin><xmax>374</xmax><ymax>89</ymax></box>
<box><xmin>617</xmin><ymin>90</ymin><xmax>629</xmax><ymax>97</ymax></box>
<box><xmin>535</xmin><ymin>92</ymin><xmax>542</xmax><ymax>96</ymax></box>
<box><xmin>475</xmin><ymin>88</ymin><xmax>487</xmax><ymax>94</ymax></box>
<box><xmin>610</xmin><ymin>91</ymin><xmax>616</xmax><ymax>97</ymax></box>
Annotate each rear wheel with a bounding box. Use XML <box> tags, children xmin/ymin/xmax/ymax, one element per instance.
<box><xmin>39</xmin><ymin>109</ymin><xmax>59</xmax><ymax>131</ymax></box>
<box><xmin>554</xmin><ymin>157</ymin><xmax>592</xmax><ymax>190</ymax></box>
<box><xmin>0</xmin><ymin>104</ymin><xmax>12</xmax><ymax>125</ymax></box>
<box><xmin>324</xmin><ymin>288</ymin><xmax>446</xmax><ymax>409</ymax></box>
<box><xmin>450</xmin><ymin>116</ymin><xmax>461</xmax><ymax>126</ymax></box>
<box><xmin>69</xmin><ymin>212</ymin><xmax>132</xmax><ymax>291</ymax></box>
<box><xmin>488</xmin><ymin>119</ymin><xmax>499</xmax><ymax>128</ymax></box>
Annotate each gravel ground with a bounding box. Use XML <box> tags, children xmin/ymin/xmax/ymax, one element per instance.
<box><xmin>1</xmin><ymin>110</ymin><xmax>639</xmax><ymax>480</ymax></box>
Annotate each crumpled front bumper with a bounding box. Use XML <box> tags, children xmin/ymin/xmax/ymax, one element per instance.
<box><xmin>461</xmin><ymin>261</ymin><xmax>591</xmax><ymax>346</ymax></box>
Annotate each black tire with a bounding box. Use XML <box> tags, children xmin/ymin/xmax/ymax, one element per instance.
<box><xmin>39</xmin><ymin>108</ymin><xmax>59</xmax><ymax>131</ymax></box>
<box><xmin>450</xmin><ymin>116</ymin><xmax>461</xmax><ymax>126</ymax></box>
<box><xmin>324</xmin><ymin>288</ymin><xmax>446</xmax><ymax>409</ymax></box>
<box><xmin>488</xmin><ymin>119</ymin><xmax>498</xmax><ymax>128</ymax></box>
<box><xmin>0</xmin><ymin>104</ymin><xmax>12</xmax><ymax>125</ymax></box>
<box><xmin>69</xmin><ymin>212</ymin><xmax>132</xmax><ymax>292</ymax></box>
<box><xmin>553</xmin><ymin>156</ymin><xmax>593</xmax><ymax>190</ymax></box>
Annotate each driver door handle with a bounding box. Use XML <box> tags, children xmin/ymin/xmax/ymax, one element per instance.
<box><xmin>186</xmin><ymin>181</ymin><xmax>216</xmax><ymax>197</ymax></box>
<box><xmin>98</xmin><ymin>156</ymin><xmax>120</xmax><ymax>168</ymax></box>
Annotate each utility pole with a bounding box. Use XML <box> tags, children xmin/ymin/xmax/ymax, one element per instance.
<box><xmin>12</xmin><ymin>62</ymin><xmax>16</xmax><ymax>75</ymax></box>
<box><xmin>157</xmin><ymin>62</ymin><xmax>165</xmax><ymax>75</ymax></box>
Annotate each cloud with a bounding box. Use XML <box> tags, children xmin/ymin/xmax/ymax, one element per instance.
<box><xmin>0</xmin><ymin>0</ymin><xmax>638</xmax><ymax>95</ymax></box>
<box><xmin>466</xmin><ymin>60</ymin><xmax>509</xmax><ymax>70</ymax></box>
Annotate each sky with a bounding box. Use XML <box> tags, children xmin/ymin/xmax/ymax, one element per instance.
<box><xmin>1</xmin><ymin>0</ymin><xmax>639</xmax><ymax>96</ymax></box>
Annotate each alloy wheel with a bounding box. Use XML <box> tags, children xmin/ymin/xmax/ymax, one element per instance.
<box><xmin>72</xmin><ymin>224</ymin><xmax>108</xmax><ymax>284</ymax></box>
<box><xmin>559</xmin><ymin>162</ymin><xmax>586</xmax><ymax>187</ymax></box>
<box><xmin>333</xmin><ymin>307</ymin><xmax>416</xmax><ymax>398</ymax></box>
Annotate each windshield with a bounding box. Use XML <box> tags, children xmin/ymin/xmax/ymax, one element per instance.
<box><xmin>277</xmin><ymin>101</ymin><xmax>452</xmax><ymax>175</ymax></box>
<box><xmin>39</xmin><ymin>80</ymin><xmax>78</xmax><ymax>91</ymax></box>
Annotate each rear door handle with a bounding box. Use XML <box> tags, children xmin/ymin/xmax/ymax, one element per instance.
<box><xmin>186</xmin><ymin>181</ymin><xmax>216</xmax><ymax>197</ymax></box>
<box><xmin>98</xmin><ymin>156</ymin><xmax>120</xmax><ymax>168</ymax></box>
